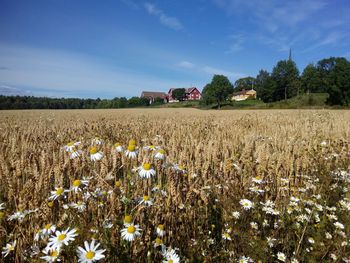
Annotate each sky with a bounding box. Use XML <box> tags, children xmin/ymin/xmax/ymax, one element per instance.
<box><xmin>0</xmin><ymin>0</ymin><xmax>349</xmax><ymax>98</ymax></box>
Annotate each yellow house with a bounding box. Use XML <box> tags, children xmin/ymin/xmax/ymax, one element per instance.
<box><xmin>231</xmin><ymin>89</ymin><xmax>257</xmax><ymax>101</ymax></box>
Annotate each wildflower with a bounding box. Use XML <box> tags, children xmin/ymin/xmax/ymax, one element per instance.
<box><xmin>47</xmin><ymin>228</ymin><xmax>78</xmax><ymax>249</ymax></box>
<box><xmin>102</xmin><ymin>219</ymin><xmax>113</xmax><ymax>229</ymax></box>
<box><xmin>125</xmin><ymin>144</ymin><xmax>138</xmax><ymax>159</ymax></box>
<box><xmin>64</xmin><ymin>141</ymin><xmax>81</xmax><ymax>152</ymax></box>
<box><xmin>49</xmin><ymin>187</ymin><xmax>68</xmax><ymax>201</ymax></box>
<box><xmin>222</xmin><ymin>232</ymin><xmax>231</xmax><ymax>240</ymax></box>
<box><xmin>115</xmin><ymin>180</ymin><xmax>122</xmax><ymax>188</ymax></box>
<box><xmin>90</xmin><ymin>147</ymin><xmax>103</xmax><ymax>161</ymax></box>
<box><xmin>71</xmin><ymin>179</ymin><xmax>89</xmax><ymax>193</ymax></box>
<box><xmin>162</xmin><ymin>248</ymin><xmax>180</xmax><ymax>263</ymax></box>
<box><xmin>71</xmin><ymin>201</ymin><xmax>86</xmax><ymax>212</ymax></box>
<box><xmin>173</xmin><ymin>164</ymin><xmax>186</xmax><ymax>173</ymax></box>
<box><xmin>0</xmin><ymin>203</ymin><xmax>5</xmax><ymax>210</ymax></box>
<box><xmin>267</xmin><ymin>237</ymin><xmax>276</xmax><ymax>248</ymax></box>
<box><xmin>277</xmin><ymin>252</ymin><xmax>286</xmax><ymax>262</ymax></box>
<box><xmin>42</xmin><ymin>224</ymin><xmax>57</xmax><ymax>236</ymax></box>
<box><xmin>156</xmin><ymin>224</ymin><xmax>165</xmax><ymax>237</ymax></box>
<box><xmin>334</xmin><ymin>222</ymin><xmax>345</xmax><ymax>230</ymax></box>
<box><xmin>154</xmin><ymin>149</ymin><xmax>166</xmax><ymax>160</ymax></box>
<box><xmin>77</xmin><ymin>240</ymin><xmax>106</xmax><ymax>263</ymax></box>
<box><xmin>252</xmin><ymin>175</ymin><xmax>263</xmax><ymax>184</ymax></box>
<box><xmin>2</xmin><ymin>240</ymin><xmax>16</xmax><ymax>257</ymax></box>
<box><xmin>123</xmin><ymin>215</ymin><xmax>133</xmax><ymax>226</ymax></box>
<box><xmin>250</xmin><ymin>222</ymin><xmax>258</xmax><ymax>230</ymax></box>
<box><xmin>138</xmin><ymin>163</ymin><xmax>156</xmax><ymax>179</ymax></box>
<box><xmin>40</xmin><ymin>247</ymin><xmax>61</xmax><ymax>262</ymax></box>
<box><xmin>143</xmin><ymin>145</ymin><xmax>157</xmax><ymax>151</ymax></box>
<box><xmin>92</xmin><ymin>137</ymin><xmax>103</xmax><ymax>145</ymax></box>
<box><xmin>8</xmin><ymin>211</ymin><xmax>26</xmax><ymax>222</ymax></box>
<box><xmin>239</xmin><ymin>199</ymin><xmax>254</xmax><ymax>210</ymax></box>
<box><xmin>140</xmin><ymin>195</ymin><xmax>153</xmax><ymax>206</ymax></box>
<box><xmin>154</xmin><ymin>237</ymin><xmax>163</xmax><ymax>248</ymax></box>
<box><xmin>114</xmin><ymin>143</ymin><xmax>124</xmax><ymax>153</ymax></box>
<box><xmin>238</xmin><ymin>256</ymin><xmax>253</xmax><ymax>263</ymax></box>
<box><xmin>291</xmin><ymin>259</ymin><xmax>299</xmax><ymax>263</ymax></box>
<box><xmin>325</xmin><ymin>232</ymin><xmax>332</xmax><ymax>239</ymax></box>
<box><xmin>232</xmin><ymin>211</ymin><xmax>240</xmax><ymax>219</ymax></box>
<box><xmin>121</xmin><ymin>224</ymin><xmax>142</xmax><ymax>241</ymax></box>
<box><xmin>308</xmin><ymin>237</ymin><xmax>315</xmax><ymax>244</ymax></box>
<box><xmin>70</xmin><ymin>150</ymin><xmax>83</xmax><ymax>159</ymax></box>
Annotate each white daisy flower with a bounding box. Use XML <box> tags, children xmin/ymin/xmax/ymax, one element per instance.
<box><xmin>291</xmin><ymin>258</ymin><xmax>299</xmax><ymax>263</ymax></box>
<box><xmin>77</xmin><ymin>240</ymin><xmax>106</xmax><ymax>263</ymax></box>
<box><xmin>8</xmin><ymin>211</ymin><xmax>26</xmax><ymax>222</ymax></box>
<box><xmin>156</xmin><ymin>224</ymin><xmax>165</xmax><ymax>237</ymax></box>
<box><xmin>139</xmin><ymin>195</ymin><xmax>153</xmax><ymax>206</ymax></box>
<box><xmin>138</xmin><ymin>163</ymin><xmax>156</xmax><ymax>179</ymax></box>
<box><xmin>121</xmin><ymin>224</ymin><xmax>142</xmax><ymax>242</ymax></box>
<box><xmin>71</xmin><ymin>179</ymin><xmax>89</xmax><ymax>193</ymax></box>
<box><xmin>0</xmin><ymin>203</ymin><xmax>5</xmax><ymax>210</ymax></box>
<box><xmin>64</xmin><ymin>141</ymin><xmax>81</xmax><ymax>152</ymax></box>
<box><xmin>70</xmin><ymin>150</ymin><xmax>83</xmax><ymax>159</ymax></box>
<box><xmin>47</xmin><ymin>228</ymin><xmax>78</xmax><ymax>249</ymax></box>
<box><xmin>154</xmin><ymin>149</ymin><xmax>166</xmax><ymax>160</ymax></box>
<box><xmin>125</xmin><ymin>145</ymin><xmax>138</xmax><ymax>159</ymax></box>
<box><xmin>238</xmin><ymin>256</ymin><xmax>253</xmax><ymax>263</ymax></box>
<box><xmin>2</xmin><ymin>240</ymin><xmax>16</xmax><ymax>257</ymax></box>
<box><xmin>154</xmin><ymin>237</ymin><xmax>164</xmax><ymax>248</ymax></box>
<box><xmin>162</xmin><ymin>248</ymin><xmax>180</xmax><ymax>263</ymax></box>
<box><xmin>92</xmin><ymin>137</ymin><xmax>103</xmax><ymax>145</ymax></box>
<box><xmin>42</xmin><ymin>224</ymin><xmax>57</xmax><ymax>236</ymax></box>
<box><xmin>277</xmin><ymin>252</ymin><xmax>286</xmax><ymax>262</ymax></box>
<box><xmin>222</xmin><ymin>232</ymin><xmax>231</xmax><ymax>240</ymax></box>
<box><xmin>123</xmin><ymin>215</ymin><xmax>133</xmax><ymax>227</ymax></box>
<box><xmin>334</xmin><ymin>221</ymin><xmax>344</xmax><ymax>229</ymax></box>
<box><xmin>114</xmin><ymin>143</ymin><xmax>124</xmax><ymax>153</ymax></box>
<box><xmin>90</xmin><ymin>147</ymin><xmax>103</xmax><ymax>161</ymax></box>
<box><xmin>252</xmin><ymin>175</ymin><xmax>263</xmax><ymax>184</ymax></box>
<box><xmin>232</xmin><ymin>211</ymin><xmax>240</xmax><ymax>219</ymax></box>
<box><xmin>70</xmin><ymin>201</ymin><xmax>86</xmax><ymax>212</ymax></box>
<box><xmin>49</xmin><ymin>187</ymin><xmax>68</xmax><ymax>200</ymax></box>
<box><xmin>308</xmin><ymin>237</ymin><xmax>315</xmax><ymax>244</ymax></box>
<box><xmin>40</xmin><ymin>247</ymin><xmax>61</xmax><ymax>262</ymax></box>
<box><xmin>143</xmin><ymin>145</ymin><xmax>158</xmax><ymax>151</ymax></box>
<box><xmin>239</xmin><ymin>199</ymin><xmax>254</xmax><ymax>210</ymax></box>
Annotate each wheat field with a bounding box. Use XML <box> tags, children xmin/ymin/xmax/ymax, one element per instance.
<box><xmin>0</xmin><ymin>109</ymin><xmax>349</xmax><ymax>262</ymax></box>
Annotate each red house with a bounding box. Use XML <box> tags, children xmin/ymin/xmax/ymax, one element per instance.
<box><xmin>168</xmin><ymin>87</ymin><xmax>201</xmax><ymax>102</ymax></box>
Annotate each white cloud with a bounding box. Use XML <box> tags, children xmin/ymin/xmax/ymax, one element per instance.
<box><xmin>0</xmin><ymin>84</ymin><xmax>32</xmax><ymax>96</ymax></box>
<box><xmin>0</xmin><ymin>44</ymin><xmax>192</xmax><ymax>98</ymax></box>
<box><xmin>202</xmin><ymin>66</ymin><xmax>246</xmax><ymax>79</ymax></box>
<box><xmin>144</xmin><ymin>3</ymin><xmax>183</xmax><ymax>31</ymax></box>
<box><xmin>178</xmin><ymin>61</ymin><xmax>195</xmax><ymax>69</ymax></box>
<box><xmin>225</xmin><ymin>34</ymin><xmax>245</xmax><ymax>53</ymax></box>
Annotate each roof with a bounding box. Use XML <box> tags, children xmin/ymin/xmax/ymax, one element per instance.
<box><xmin>232</xmin><ymin>89</ymin><xmax>256</xmax><ymax>96</ymax></box>
<box><xmin>168</xmin><ymin>87</ymin><xmax>200</xmax><ymax>94</ymax></box>
<box><xmin>141</xmin><ymin>91</ymin><xmax>167</xmax><ymax>98</ymax></box>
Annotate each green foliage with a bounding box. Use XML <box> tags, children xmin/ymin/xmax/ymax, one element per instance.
<box><xmin>172</xmin><ymin>88</ymin><xmax>186</xmax><ymax>101</ymax></box>
<box><xmin>255</xmin><ymin>70</ymin><xmax>275</xmax><ymax>103</ymax></box>
<box><xmin>234</xmin><ymin>76</ymin><xmax>256</xmax><ymax>90</ymax></box>
<box><xmin>202</xmin><ymin>75</ymin><xmax>234</xmax><ymax>108</ymax></box>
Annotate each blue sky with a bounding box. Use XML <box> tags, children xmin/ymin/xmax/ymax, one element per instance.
<box><xmin>0</xmin><ymin>0</ymin><xmax>349</xmax><ymax>98</ymax></box>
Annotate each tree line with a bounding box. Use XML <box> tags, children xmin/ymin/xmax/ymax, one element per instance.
<box><xmin>0</xmin><ymin>95</ymin><xmax>165</xmax><ymax>110</ymax></box>
<box><xmin>202</xmin><ymin>56</ymin><xmax>350</xmax><ymax>107</ymax></box>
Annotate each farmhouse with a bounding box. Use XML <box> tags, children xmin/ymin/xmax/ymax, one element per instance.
<box><xmin>168</xmin><ymin>87</ymin><xmax>201</xmax><ymax>103</ymax></box>
<box><xmin>231</xmin><ymin>88</ymin><xmax>257</xmax><ymax>101</ymax></box>
<box><xmin>140</xmin><ymin>91</ymin><xmax>167</xmax><ymax>104</ymax></box>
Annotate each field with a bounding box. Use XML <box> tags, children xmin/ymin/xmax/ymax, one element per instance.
<box><xmin>0</xmin><ymin>109</ymin><xmax>350</xmax><ymax>262</ymax></box>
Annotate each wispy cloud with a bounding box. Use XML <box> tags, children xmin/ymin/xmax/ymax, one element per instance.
<box><xmin>202</xmin><ymin>66</ymin><xmax>246</xmax><ymax>79</ymax></box>
<box><xmin>0</xmin><ymin>84</ymin><xmax>32</xmax><ymax>96</ymax></box>
<box><xmin>177</xmin><ymin>60</ymin><xmax>195</xmax><ymax>69</ymax></box>
<box><xmin>0</xmin><ymin>44</ymin><xmax>192</xmax><ymax>98</ymax></box>
<box><xmin>225</xmin><ymin>34</ymin><xmax>245</xmax><ymax>53</ymax></box>
<box><xmin>120</xmin><ymin>0</ymin><xmax>139</xmax><ymax>9</ymax></box>
<box><xmin>144</xmin><ymin>3</ymin><xmax>183</xmax><ymax>31</ymax></box>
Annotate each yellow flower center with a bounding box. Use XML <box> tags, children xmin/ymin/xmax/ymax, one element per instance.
<box><xmin>56</xmin><ymin>188</ymin><xmax>64</xmax><ymax>196</ymax></box>
<box><xmin>0</xmin><ymin>212</ymin><xmax>5</xmax><ymax>219</ymax></box>
<box><xmin>179</xmin><ymin>165</ymin><xmax>185</xmax><ymax>170</ymax></box>
<box><xmin>67</xmin><ymin>142</ymin><xmax>74</xmax><ymax>146</ymax></box>
<box><xmin>51</xmin><ymin>250</ymin><xmax>59</xmax><ymax>257</ymax></box>
<box><xmin>58</xmin><ymin>233</ymin><xmax>66</xmax><ymax>241</ymax></box>
<box><xmin>158</xmin><ymin>149</ymin><xmax>165</xmax><ymax>154</ymax></box>
<box><xmin>86</xmin><ymin>251</ymin><xmax>95</xmax><ymax>260</ymax></box>
<box><xmin>158</xmin><ymin>224</ymin><xmax>164</xmax><ymax>230</ymax></box>
<box><xmin>9</xmin><ymin>245</ymin><xmax>14</xmax><ymax>251</ymax></box>
<box><xmin>143</xmin><ymin>163</ymin><xmax>151</xmax><ymax>170</ymax></box>
<box><xmin>129</xmin><ymin>139</ymin><xmax>136</xmax><ymax>145</ymax></box>
<box><xmin>114</xmin><ymin>142</ymin><xmax>121</xmax><ymax>147</ymax></box>
<box><xmin>168</xmin><ymin>259</ymin><xmax>173</xmax><ymax>263</ymax></box>
<box><xmin>73</xmin><ymin>179</ymin><xmax>81</xmax><ymax>187</ymax></box>
<box><xmin>127</xmin><ymin>145</ymin><xmax>135</xmax><ymax>151</ymax></box>
<box><xmin>47</xmin><ymin>201</ymin><xmax>54</xmax><ymax>208</ymax></box>
<box><xmin>143</xmin><ymin>195</ymin><xmax>150</xmax><ymax>201</ymax></box>
<box><xmin>127</xmin><ymin>225</ymin><xmax>136</xmax><ymax>234</ymax></box>
<box><xmin>124</xmin><ymin>215</ymin><xmax>132</xmax><ymax>224</ymax></box>
<box><xmin>224</xmin><ymin>233</ymin><xmax>230</xmax><ymax>238</ymax></box>
<box><xmin>155</xmin><ymin>237</ymin><xmax>163</xmax><ymax>244</ymax></box>
<box><xmin>90</xmin><ymin>147</ymin><xmax>97</xmax><ymax>155</ymax></box>
<box><xmin>115</xmin><ymin>180</ymin><xmax>122</xmax><ymax>187</ymax></box>
<box><xmin>44</xmin><ymin>224</ymin><xmax>52</xmax><ymax>230</ymax></box>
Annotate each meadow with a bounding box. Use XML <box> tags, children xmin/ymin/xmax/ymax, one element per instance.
<box><xmin>0</xmin><ymin>109</ymin><xmax>349</xmax><ymax>262</ymax></box>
